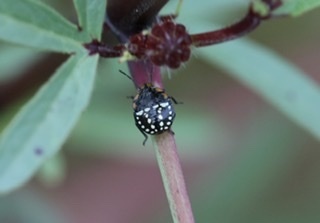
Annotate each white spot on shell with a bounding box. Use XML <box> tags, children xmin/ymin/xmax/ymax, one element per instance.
<box><xmin>167</xmin><ymin>121</ymin><xmax>171</xmax><ymax>126</ymax></box>
<box><xmin>147</xmin><ymin>118</ymin><xmax>152</xmax><ymax>124</ymax></box>
<box><xmin>144</xmin><ymin>107</ymin><xmax>151</xmax><ymax>112</ymax></box>
<box><xmin>169</xmin><ymin>111</ymin><xmax>173</xmax><ymax>115</ymax></box>
<box><xmin>168</xmin><ymin>116</ymin><xmax>172</xmax><ymax>120</ymax></box>
<box><xmin>151</xmin><ymin>125</ymin><xmax>155</xmax><ymax>129</ymax></box>
<box><xmin>136</xmin><ymin>110</ymin><xmax>143</xmax><ymax>116</ymax></box>
<box><xmin>150</xmin><ymin>131</ymin><xmax>154</xmax><ymax>134</ymax></box>
<box><xmin>153</xmin><ymin>104</ymin><xmax>159</xmax><ymax>109</ymax></box>
<box><xmin>141</xmin><ymin>125</ymin><xmax>145</xmax><ymax>129</ymax></box>
<box><xmin>159</xmin><ymin>121</ymin><xmax>164</xmax><ymax>127</ymax></box>
<box><xmin>164</xmin><ymin>126</ymin><xmax>169</xmax><ymax>130</ymax></box>
<box><xmin>138</xmin><ymin>121</ymin><xmax>141</xmax><ymax>124</ymax></box>
<box><xmin>145</xmin><ymin>128</ymin><xmax>150</xmax><ymax>132</ymax></box>
<box><xmin>168</xmin><ymin>106</ymin><xmax>172</xmax><ymax>110</ymax></box>
<box><xmin>144</xmin><ymin>113</ymin><xmax>149</xmax><ymax>118</ymax></box>
<box><xmin>160</xmin><ymin>102</ymin><xmax>169</xmax><ymax>107</ymax></box>
<box><xmin>158</xmin><ymin>114</ymin><xmax>163</xmax><ymax>120</ymax></box>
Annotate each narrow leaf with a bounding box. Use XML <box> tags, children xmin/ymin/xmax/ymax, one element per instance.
<box><xmin>0</xmin><ymin>54</ymin><xmax>99</xmax><ymax>193</ymax></box>
<box><xmin>275</xmin><ymin>0</ymin><xmax>320</xmax><ymax>16</ymax></box>
<box><xmin>0</xmin><ymin>0</ymin><xmax>89</xmax><ymax>53</ymax></box>
<box><xmin>196</xmin><ymin>27</ymin><xmax>320</xmax><ymax>140</ymax></box>
<box><xmin>73</xmin><ymin>0</ymin><xmax>107</xmax><ymax>40</ymax></box>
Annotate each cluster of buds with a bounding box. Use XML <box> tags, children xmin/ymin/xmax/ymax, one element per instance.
<box><xmin>85</xmin><ymin>0</ymin><xmax>283</xmax><ymax>69</ymax></box>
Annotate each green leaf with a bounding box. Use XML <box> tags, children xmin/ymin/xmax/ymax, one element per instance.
<box><xmin>0</xmin><ymin>0</ymin><xmax>89</xmax><ymax>53</ymax></box>
<box><xmin>274</xmin><ymin>0</ymin><xmax>320</xmax><ymax>16</ymax></box>
<box><xmin>198</xmin><ymin>37</ymin><xmax>320</xmax><ymax>140</ymax></box>
<box><xmin>0</xmin><ymin>54</ymin><xmax>99</xmax><ymax>194</ymax></box>
<box><xmin>73</xmin><ymin>0</ymin><xmax>107</xmax><ymax>40</ymax></box>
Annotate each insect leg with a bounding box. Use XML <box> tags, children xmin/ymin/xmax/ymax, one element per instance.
<box><xmin>170</xmin><ymin>96</ymin><xmax>183</xmax><ymax>105</ymax></box>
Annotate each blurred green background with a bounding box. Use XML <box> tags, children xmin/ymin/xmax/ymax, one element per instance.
<box><xmin>1</xmin><ymin>0</ymin><xmax>320</xmax><ymax>222</ymax></box>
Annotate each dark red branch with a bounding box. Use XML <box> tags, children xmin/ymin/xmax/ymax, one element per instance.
<box><xmin>191</xmin><ymin>11</ymin><xmax>261</xmax><ymax>47</ymax></box>
<box><xmin>83</xmin><ymin>40</ymin><xmax>125</xmax><ymax>57</ymax></box>
<box><xmin>191</xmin><ymin>0</ymin><xmax>282</xmax><ymax>47</ymax></box>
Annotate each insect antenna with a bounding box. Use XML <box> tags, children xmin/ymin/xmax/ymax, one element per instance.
<box><xmin>119</xmin><ymin>69</ymin><xmax>133</xmax><ymax>80</ymax></box>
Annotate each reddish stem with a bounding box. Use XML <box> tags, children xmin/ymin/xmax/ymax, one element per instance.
<box><xmin>191</xmin><ymin>0</ymin><xmax>282</xmax><ymax>47</ymax></box>
<box><xmin>154</xmin><ymin>132</ymin><xmax>195</xmax><ymax>223</ymax></box>
<box><xmin>128</xmin><ymin>60</ymin><xmax>194</xmax><ymax>222</ymax></box>
<box><xmin>83</xmin><ymin>40</ymin><xmax>125</xmax><ymax>57</ymax></box>
<box><xmin>127</xmin><ymin>60</ymin><xmax>163</xmax><ymax>88</ymax></box>
<box><xmin>191</xmin><ymin>10</ymin><xmax>261</xmax><ymax>47</ymax></box>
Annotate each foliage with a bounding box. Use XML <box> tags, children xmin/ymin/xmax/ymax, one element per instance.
<box><xmin>0</xmin><ymin>0</ymin><xmax>319</xmax><ymax>200</ymax></box>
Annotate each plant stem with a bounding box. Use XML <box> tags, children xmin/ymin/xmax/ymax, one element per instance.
<box><xmin>128</xmin><ymin>60</ymin><xmax>194</xmax><ymax>222</ymax></box>
<box><xmin>154</xmin><ymin>132</ymin><xmax>195</xmax><ymax>223</ymax></box>
<box><xmin>191</xmin><ymin>9</ymin><xmax>261</xmax><ymax>47</ymax></box>
<box><xmin>191</xmin><ymin>0</ymin><xmax>282</xmax><ymax>47</ymax></box>
<box><xmin>127</xmin><ymin>60</ymin><xmax>163</xmax><ymax>88</ymax></box>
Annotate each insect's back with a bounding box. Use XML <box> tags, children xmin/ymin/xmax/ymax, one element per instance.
<box><xmin>133</xmin><ymin>84</ymin><xmax>176</xmax><ymax>135</ymax></box>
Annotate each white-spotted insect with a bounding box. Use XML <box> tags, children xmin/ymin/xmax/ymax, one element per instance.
<box><xmin>119</xmin><ymin>70</ymin><xmax>178</xmax><ymax>145</ymax></box>
<box><xmin>133</xmin><ymin>83</ymin><xmax>178</xmax><ymax>145</ymax></box>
